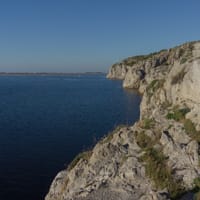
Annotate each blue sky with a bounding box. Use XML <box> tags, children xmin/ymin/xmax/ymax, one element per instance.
<box><xmin>0</xmin><ymin>0</ymin><xmax>200</xmax><ymax>73</ymax></box>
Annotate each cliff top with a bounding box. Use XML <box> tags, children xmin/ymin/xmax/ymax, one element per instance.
<box><xmin>113</xmin><ymin>40</ymin><xmax>199</xmax><ymax>68</ymax></box>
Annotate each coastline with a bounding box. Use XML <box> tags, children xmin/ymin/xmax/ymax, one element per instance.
<box><xmin>45</xmin><ymin>41</ymin><xmax>200</xmax><ymax>200</ymax></box>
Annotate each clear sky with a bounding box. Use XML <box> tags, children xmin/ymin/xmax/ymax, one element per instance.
<box><xmin>0</xmin><ymin>0</ymin><xmax>200</xmax><ymax>73</ymax></box>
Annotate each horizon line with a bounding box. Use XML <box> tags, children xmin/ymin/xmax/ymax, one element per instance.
<box><xmin>0</xmin><ymin>71</ymin><xmax>106</xmax><ymax>75</ymax></box>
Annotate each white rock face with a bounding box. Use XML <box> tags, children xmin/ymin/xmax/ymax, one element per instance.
<box><xmin>106</xmin><ymin>64</ymin><xmax>129</xmax><ymax>80</ymax></box>
<box><xmin>45</xmin><ymin>41</ymin><xmax>200</xmax><ymax>200</ymax></box>
<box><xmin>180</xmin><ymin>60</ymin><xmax>200</xmax><ymax>103</ymax></box>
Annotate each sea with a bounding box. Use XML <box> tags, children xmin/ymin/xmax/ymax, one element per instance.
<box><xmin>0</xmin><ymin>74</ymin><xmax>141</xmax><ymax>200</ymax></box>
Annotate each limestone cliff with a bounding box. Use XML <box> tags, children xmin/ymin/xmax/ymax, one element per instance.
<box><xmin>45</xmin><ymin>41</ymin><xmax>200</xmax><ymax>200</ymax></box>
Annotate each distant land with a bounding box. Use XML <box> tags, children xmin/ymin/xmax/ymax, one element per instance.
<box><xmin>0</xmin><ymin>72</ymin><xmax>106</xmax><ymax>76</ymax></box>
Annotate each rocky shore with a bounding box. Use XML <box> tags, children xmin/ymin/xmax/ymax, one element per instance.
<box><xmin>45</xmin><ymin>41</ymin><xmax>200</xmax><ymax>200</ymax></box>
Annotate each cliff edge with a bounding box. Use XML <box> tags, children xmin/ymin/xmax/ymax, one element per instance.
<box><xmin>45</xmin><ymin>41</ymin><xmax>200</xmax><ymax>200</ymax></box>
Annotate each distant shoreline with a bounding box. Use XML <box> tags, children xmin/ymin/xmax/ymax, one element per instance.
<box><xmin>0</xmin><ymin>72</ymin><xmax>106</xmax><ymax>76</ymax></box>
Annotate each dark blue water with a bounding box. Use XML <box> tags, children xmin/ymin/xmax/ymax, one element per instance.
<box><xmin>0</xmin><ymin>74</ymin><xmax>140</xmax><ymax>200</ymax></box>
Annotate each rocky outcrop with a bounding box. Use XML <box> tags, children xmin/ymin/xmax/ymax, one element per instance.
<box><xmin>45</xmin><ymin>41</ymin><xmax>200</xmax><ymax>200</ymax></box>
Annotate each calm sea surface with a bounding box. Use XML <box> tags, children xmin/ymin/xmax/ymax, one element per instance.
<box><xmin>0</xmin><ymin>74</ymin><xmax>141</xmax><ymax>200</ymax></box>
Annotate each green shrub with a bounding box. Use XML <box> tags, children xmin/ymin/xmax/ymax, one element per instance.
<box><xmin>135</xmin><ymin>131</ymin><xmax>154</xmax><ymax>149</ymax></box>
<box><xmin>146</xmin><ymin>79</ymin><xmax>165</xmax><ymax>98</ymax></box>
<box><xmin>147</xmin><ymin>80</ymin><xmax>159</xmax><ymax>91</ymax></box>
<box><xmin>124</xmin><ymin>58</ymin><xmax>136</xmax><ymax>66</ymax></box>
<box><xmin>188</xmin><ymin>42</ymin><xmax>195</xmax><ymax>51</ymax></box>
<box><xmin>171</xmin><ymin>69</ymin><xmax>186</xmax><ymax>84</ymax></box>
<box><xmin>184</xmin><ymin>119</ymin><xmax>197</xmax><ymax>134</ymax></box>
<box><xmin>179</xmin><ymin>43</ymin><xmax>194</xmax><ymax>64</ymax></box>
<box><xmin>180</xmin><ymin>108</ymin><xmax>191</xmax><ymax>115</ymax></box>
<box><xmin>122</xmin><ymin>49</ymin><xmax>168</xmax><ymax>67</ymax></box>
<box><xmin>178</xmin><ymin>48</ymin><xmax>185</xmax><ymax>57</ymax></box>
<box><xmin>141</xmin><ymin>118</ymin><xmax>155</xmax><ymax>129</ymax></box>
<box><xmin>161</xmin><ymin>100</ymin><xmax>172</xmax><ymax>109</ymax></box>
<box><xmin>137</xmin><ymin>115</ymin><xmax>186</xmax><ymax>198</ymax></box>
<box><xmin>180</xmin><ymin>57</ymin><xmax>188</xmax><ymax>64</ymax></box>
<box><xmin>141</xmin><ymin>148</ymin><xmax>183</xmax><ymax>199</ymax></box>
<box><xmin>123</xmin><ymin>55</ymin><xmax>148</xmax><ymax>66</ymax></box>
<box><xmin>67</xmin><ymin>150</ymin><xmax>92</xmax><ymax>170</ymax></box>
<box><xmin>184</xmin><ymin>119</ymin><xmax>200</xmax><ymax>142</ymax></box>
<box><xmin>100</xmin><ymin>124</ymin><xmax>126</xmax><ymax>144</ymax></box>
<box><xmin>194</xmin><ymin>178</ymin><xmax>200</xmax><ymax>189</ymax></box>
<box><xmin>166</xmin><ymin>106</ymin><xmax>200</xmax><ymax>142</ymax></box>
<box><xmin>166</xmin><ymin>107</ymin><xmax>190</xmax><ymax>121</ymax></box>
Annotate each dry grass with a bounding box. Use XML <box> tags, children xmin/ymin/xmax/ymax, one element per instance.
<box><xmin>67</xmin><ymin>150</ymin><xmax>92</xmax><ymax>171</ymax></box>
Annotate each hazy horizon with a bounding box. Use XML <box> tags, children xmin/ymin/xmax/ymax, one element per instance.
<box><xmin>0</xmin><ymin>71</ymin><xmax>106</xmax><ymax>74</ymax></box>
<box><xmin>0</xmin><ymin>0</ymin><xmax>200</xmax><ymax>73</ymax></box>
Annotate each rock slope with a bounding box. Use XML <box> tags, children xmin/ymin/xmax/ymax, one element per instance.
<box><xmin>45</xmin><ymin>41</ymin><xmax>200</xmax><ymax>200</ymax></box>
